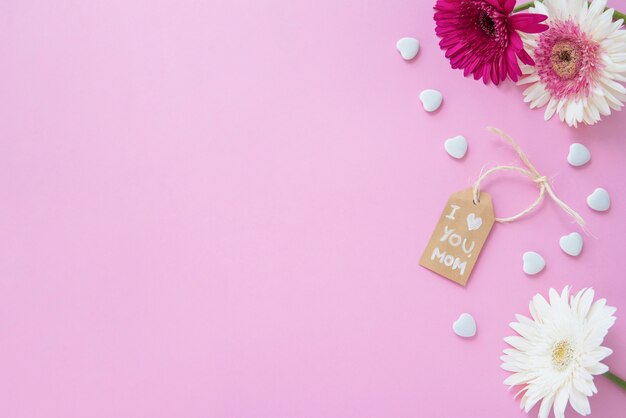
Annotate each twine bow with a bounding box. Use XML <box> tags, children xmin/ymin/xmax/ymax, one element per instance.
<box><xmin>472</xmin><ymin>127</ymin><xmax>586</xmax><ymax>228</ymax></box>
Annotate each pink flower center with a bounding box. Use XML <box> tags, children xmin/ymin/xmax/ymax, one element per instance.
<box><xmin>534</xmin><ymin>20</ymin><xmax>602</xmax><ymax>99</ymax></box>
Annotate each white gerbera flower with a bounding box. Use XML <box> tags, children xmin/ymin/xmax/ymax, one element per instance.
<box><xmin>518</xmin><ymin>0</ymin><xmax>626</xmax><ymax>127</ymax></box>
<box><xmin>501</xmin><ymin>287</ymin><xmax>616</xmax><ymax>418</ymax></box>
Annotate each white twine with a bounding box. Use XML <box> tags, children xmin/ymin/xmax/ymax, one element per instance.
<box><xmin>472</xmin><ymin>127</ymin><xmax>586</xmax><ymax>228</ymax></box>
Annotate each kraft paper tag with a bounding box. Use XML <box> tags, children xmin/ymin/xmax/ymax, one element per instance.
<box><xmin>419</xmin><ymin>188</ymin><xmax>495</xmax><ymax>286</ymax></box>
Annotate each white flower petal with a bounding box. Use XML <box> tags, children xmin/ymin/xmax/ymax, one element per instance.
<box><xmin>583</xmin><ymin>346</ymin><xmax>613</xmax><ymax>366</ymax></box>
<box><xmin>504</xmin><ymin>336</ymin><xmax>533</xmax><ymax>351</ymax></box>
<box><xmin>587</xmin><ymin>362</ymin><xmax>609</xmax><ymax>375</ymax></box>
<box><xmin>573</xmin><ymin>375</ymin><xmax>594</xmax><ymax>396</ymax></box>
<box><xmin>518</xmin><ymin>73</ymin><xmax>541</xmax><ymax>85</ymax></box>
<box><xmin>510</xmin><ymin>321</ymin><xmax>536</xmax><ymax>339</ymax></box>
<box><xmin>539</xmin><ymin>393</ymin><xmax>555</xmax><ymax>418</ymax></box>
<box><xmin>544</xmin><ymin>98</ymin><xmax>558</xmax><ymax>120</ymax></box>
<box><xmin>553</xmin><ymin>386</ymin><xmax>570</xmax><ymax>418</ymax></box>
<box><xmin>569</xmin><ymin>388</ymin><xmax>591</xmax><ymax>416</ymax></box>
<box><xmin>504</xmin><ymin>372</ymin><xmax>532</xmax><ymax>386</ymax></box>
<box><xmin>577</xmin><ymin>288</ymin><xmax>594</xmax><ymax>318</ymax></box>
<box><xmin>530</xmin><ymin>293</ymin><xmax>551</xmax><ymax>322</ymax></box>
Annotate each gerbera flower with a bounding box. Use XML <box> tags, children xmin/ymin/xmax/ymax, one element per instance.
<box><xmin>518</xmin><ymin>0</ymin><xmax>626</xmax><ymax>127</ymax></box>
<box><xmin>501</xmin><ymin>287</ymin><xmax>616</xmax><ymax>418</ymax></box>
<box><xmin>434</xmin><ymin>0</ymin><xmax>548</xmax><ymax>85</ymax></box>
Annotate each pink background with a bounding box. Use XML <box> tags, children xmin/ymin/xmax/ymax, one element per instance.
<box><xmin>1</xmin><ymin>1</ymin><xmax>625</xmax><ymax>417</ymax></box>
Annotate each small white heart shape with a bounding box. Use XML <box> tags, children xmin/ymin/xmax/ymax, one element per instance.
<box><xmin>396</xmin><ymin>37</ymin><xmax>420</xmax><ymax>60</ymax></box>
<box><xmin>587</xmin><ymin>188</ymin><xmax>610</xmax><ymax>212</ymax></box>
<box><xmin>559</xmin><ymin>232</ymin><xmax>583</xmax><ymax>257</ymax></box>
<box><xmin>522</xmin><ymin>251</ymin><xmax>545</xmax><ymax>275</ymax></box>
<box><xmin>419</xmin><ymin>89</ymin><xmax>443</xmax><ymax>112</ymax></box>
<box><xmin>445</xmin><ymin>135</ymin><xmax>468</xmax><ymax>159</ymax></box>
<box><xmin>452</xmin><ymin>313</ymin><xmax>476</xmax><ymax>338</ymax></box>
<box><xmin>466</xmin><ymin>213</ymin><xmax>482</xmax><ymax>231</ymax></box>
<box><xmin>567</xmin><ymin>143</ymin><xmax>591</xmax><ymax>167</ymax></box>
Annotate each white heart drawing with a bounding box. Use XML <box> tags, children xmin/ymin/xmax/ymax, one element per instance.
<box><xmin>396</xmin><ymin>37</ymin><xmax>420</xmax><ymax>60</ymax></box>
<box><xmin>452</xmin><ymin>313</ymin><xmax>476</xmax><ymax>338</ymax></box>
<box><xmin>567</xmin><ymin>143</ymin><xmax>591</xmax><ymax>167</ymax></box>
<box><xmin>559</xmin><ymin>232</ymin><xmax>583</xmax><ymax>257</ymax></box>
<box><xmin>587</xmin><ymin>187</ymin><xmax>610</xmax><ymax>212</ymax></box>
<box><xmin>466</xmin><ymin>213</ymin><xmax>482</xmax><ymax>231</ymax></box>
<box><xmin>522</xmin><ymin>251</ymin><xmax>545</xmax><ymax>275</ymax></box>
<box><xmin>444</xmin><ymin>135</ymin><xmax>468</xmax><ymax>159</ymax></box>
<box><xmin>419</xmin><ymin>89</ymin><xmax>443</xmax><ymax>112</ymax></box>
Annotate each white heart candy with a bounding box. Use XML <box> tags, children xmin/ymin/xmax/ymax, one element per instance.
<box><xmin>466</xmin><ymin>213</ymin><xmax>482</xmax><ymax>231</ymax></box>
<box><xmin>419</xmin><ymin>89</ymin><xmax>443</xmax><ymax>112</ymax></box>
<box><xmin>445</xmin><ymin>135</ymin><xmax>468</xmax><ymax>159</ymax></box>
<box><xmin>587</xmin><ymin>188</ymin><xmax>610</xmax><ymax>212</ymax></box>
<box><xmin>396</xmin><ymin>37</ymin><xmax>420</xmax><ymax>60</ymax></box>
<box><xmin>522</xmin><ymin>251</ymin><xmax>545</xmax><ymax>275</ymax></box>
<box><xmin>559</xmin><ymin>232</ymin><xmax>583</xmax><ymax>257</ymax></box>
<box><xmin>453</xmin><ymin>313</ymin><xmax>476</xmax><ymax>338</ymax></box>
<box><xmin>567</xmin><ymin>143</ymin><xmax>591</xmax><ymax>167</ymax></box>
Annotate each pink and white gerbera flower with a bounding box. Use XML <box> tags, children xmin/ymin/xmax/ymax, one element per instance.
<box><xmin>519</xmin><ymin>0</ymin><xmax>626</xmax><ymax>127</ymax></box>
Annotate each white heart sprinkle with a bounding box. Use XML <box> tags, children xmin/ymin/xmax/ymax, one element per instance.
<box><xmin>466</xmin><ymin>213</ymin><xmax>482</xmax><ymax>231</ymax></box>
<box><xmin>453</xmin><ymin>313</ymin><xmax>476</xmax><ymax>338</ymax></box>
<box><xmin>522</xmin><ymin>251</ymin><xmax>545</xmax><ymax>275</ymax></box>
<box><xmin>419</xmin><ymin>89</ymin><xmax>443</xmax><ymax>112</ymax></box>
<box><xmin>559</xmin><ymin>232</ymin><xmax>583</xmax><ymax>257</ymax></box>
<box><xmin>587</xmin><ymin>188</ymin><xmax>610</xmax><ymax>212</ymax></box>
<box><xmin>567</xmin><ymin>143</ymin><xmax>591</xmax><ymax>167</ymax></box>
<box><xmin>396</xmin><ymin>37</ymin><xmax>420</xmax><ymax>60</ymax></box>
<box><xmin>444</xmin><ymin>135</ymin><xmax>468</xmax><ymax>159</ymax></box>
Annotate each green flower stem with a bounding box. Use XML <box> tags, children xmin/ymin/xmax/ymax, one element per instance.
<box><xmin>605</xmin><ymin>371</ymin><xmax>626</xmax><ymax>391</ymax></box>
<box><xmin>513</xmin><ymin>1</ymin><xmax>626</xmax><ymax>21</ymax></box>
<box><xmin>512</xmin><ymin>0</ymin><xmax>537</xmax><ymax>11</ymax></box>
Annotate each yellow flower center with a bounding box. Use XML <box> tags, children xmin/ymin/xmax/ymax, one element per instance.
<box><xmin>552</xmin><ymin>340</ymin><xmax>574</xmax><ymax>370</ymax></box>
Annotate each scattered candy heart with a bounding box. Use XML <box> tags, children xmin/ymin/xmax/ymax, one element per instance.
<box><xmin>522</xmin><ymin>251</ymin><xmax>545</xmax><ymax>275</ymax></box>
<box><xmin>559</xmin><ymin>232</ymin><xmax>583</xmax><ymax>257</ymax></box>
<box><xmin>587</xmin><ymin>188</ymin><xmax>611</xmax><ymax>212</ymax></box>
<box><xmin>444</xmin><ymin>135</ymin><xmax>468</xmax><ymax>159</ymax></box>
<box><xmin>452</xmin><ymin>313</ymin><xmax>476</xmax><ymax>338</ymax></box>
<box><xmin>419</xmin><ymin>89</ymin><xmax>443</xmax><ymax>112</ymax></box>
<box><xmin>567</xmin><ymin>143</ymin><xmax>591</xmax><ymax>167</ymax></box>
<box><xmin>396</xmin><ymin>37</ymin><xmax>420</xmax><ymax>60</ymax></box>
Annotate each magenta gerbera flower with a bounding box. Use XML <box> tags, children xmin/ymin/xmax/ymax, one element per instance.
<box><xmin>434</xmin><ymin>0</ymin><xmax>548</xmax><ymax>85</ymax></box>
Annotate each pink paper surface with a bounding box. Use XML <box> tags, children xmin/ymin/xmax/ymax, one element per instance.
<box><xmin>1</xmin><ymin>1</ymin><xmax>625</xmax><ymax>417</ymax></box>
